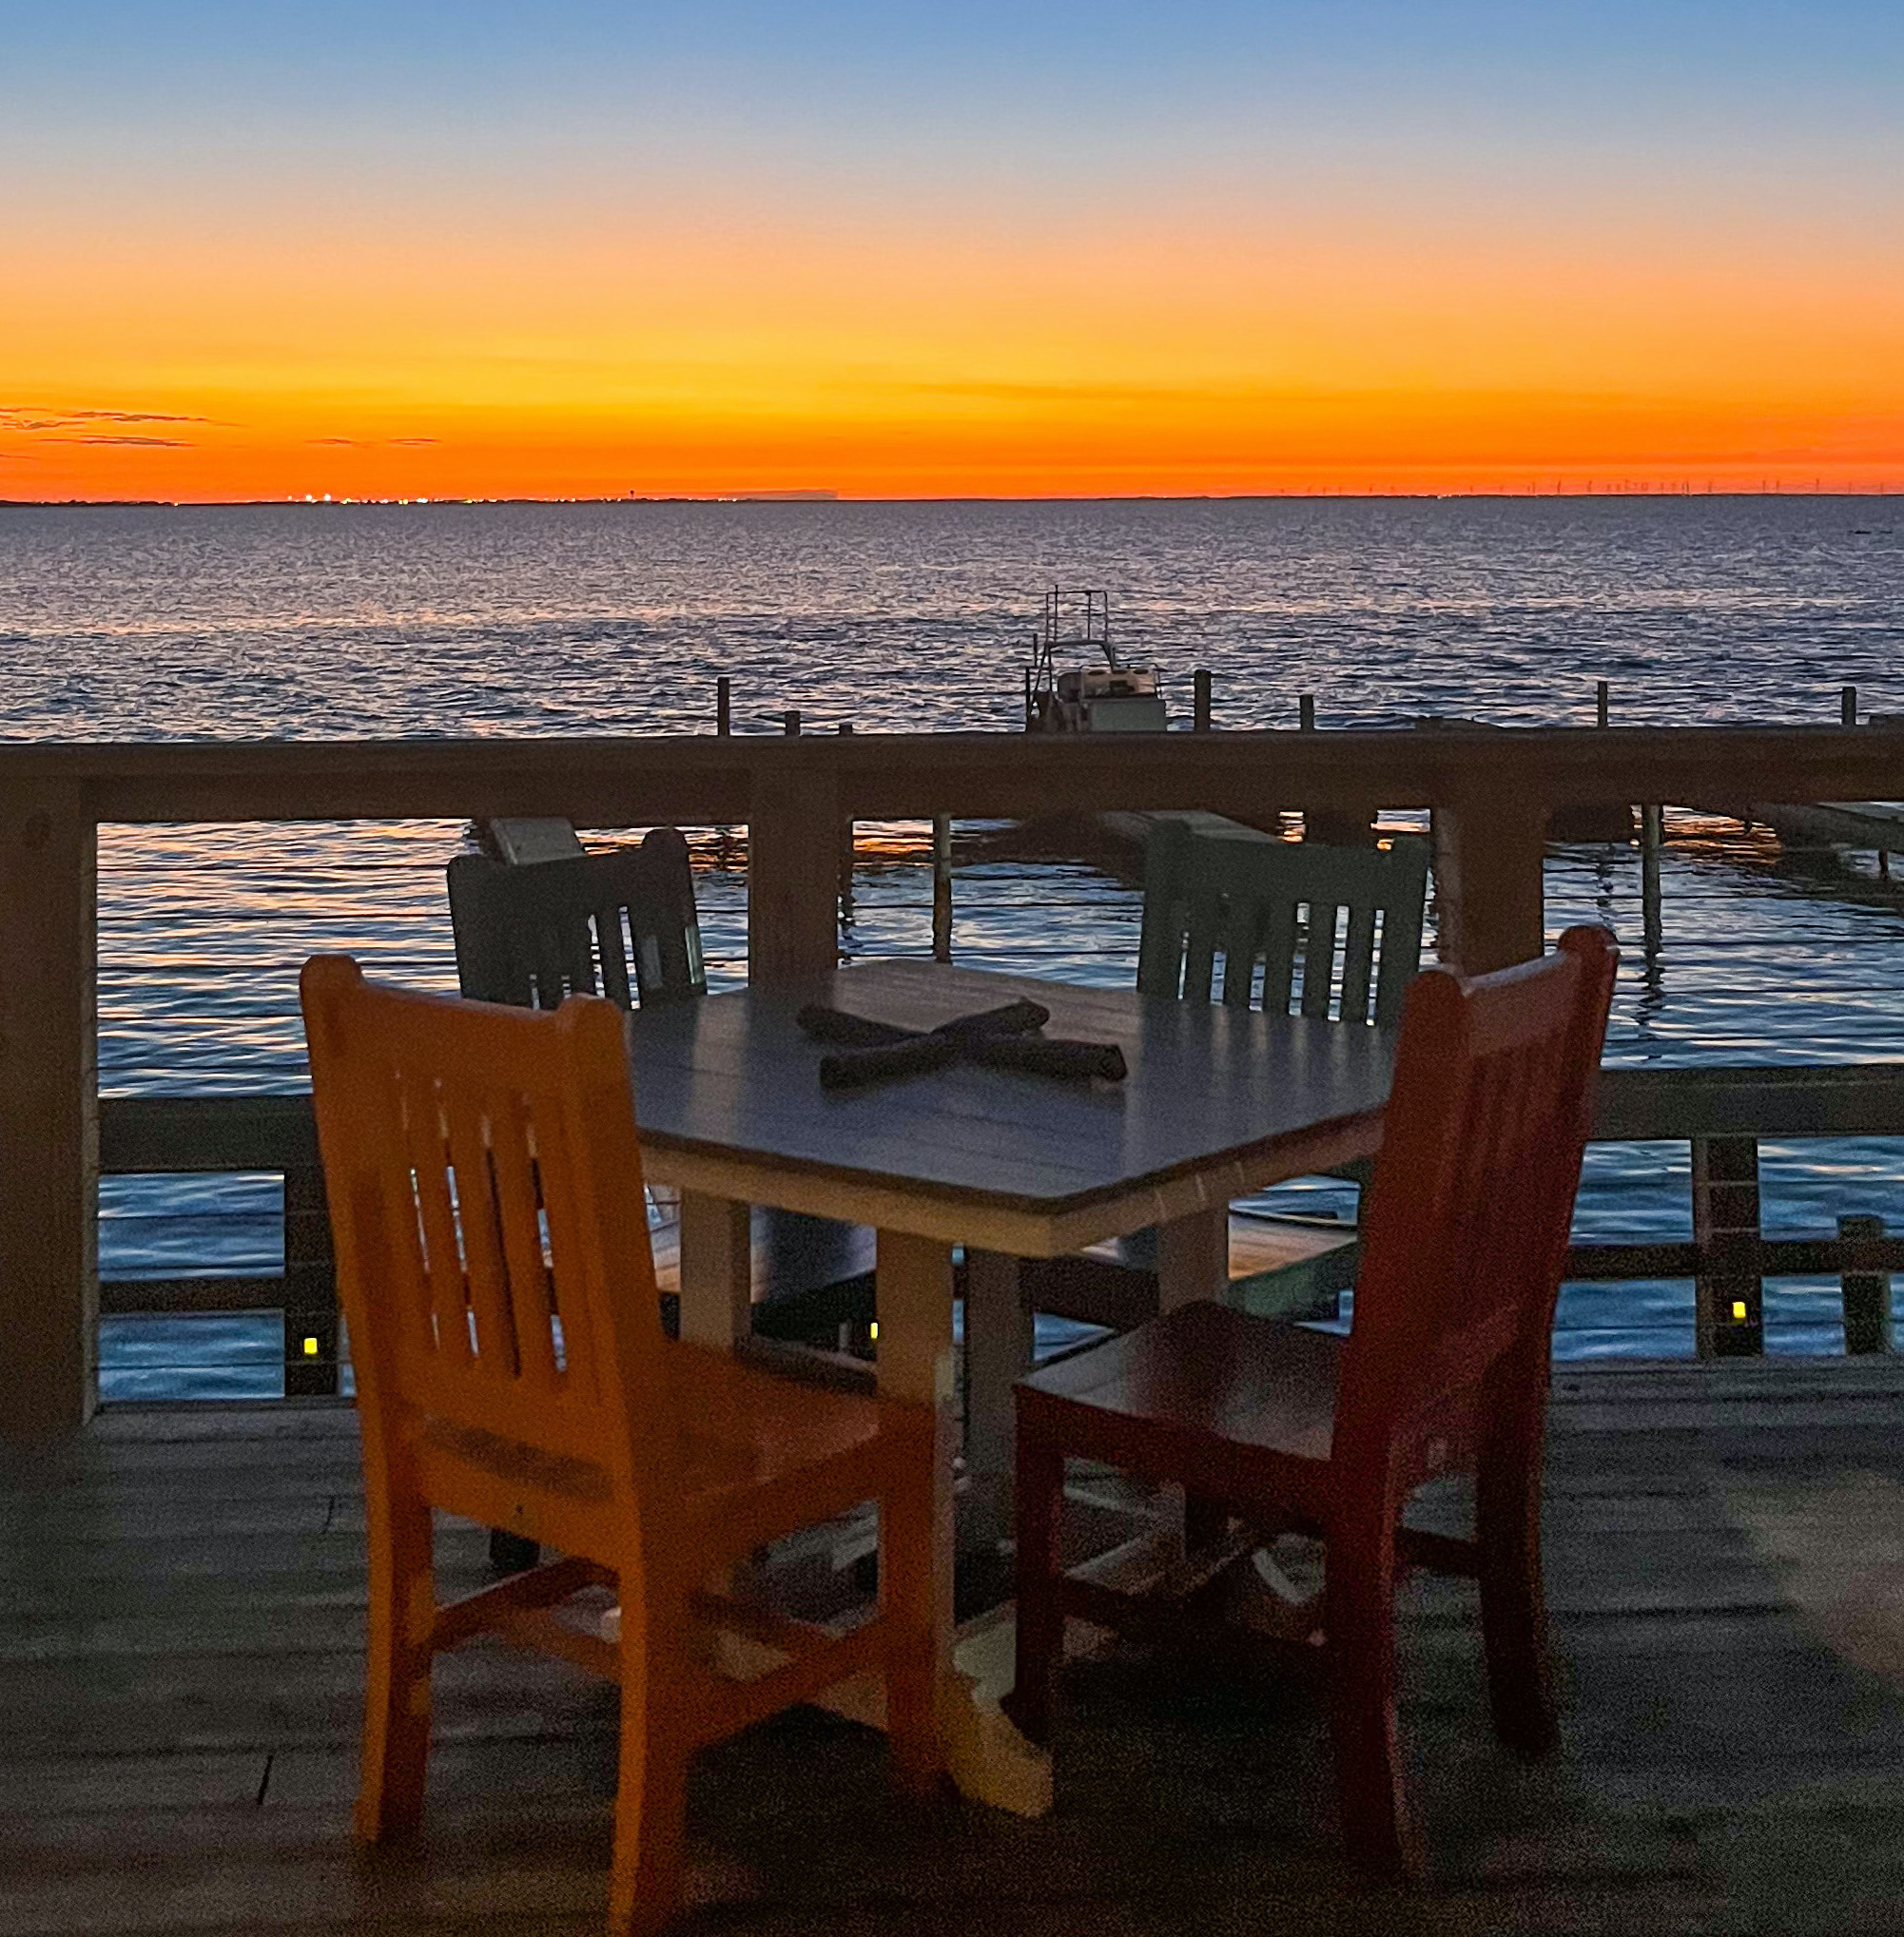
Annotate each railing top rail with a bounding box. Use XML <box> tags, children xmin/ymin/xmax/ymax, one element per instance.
<box><xmin>94</xmin><ymin>1063</ymin><xmax>1904</xmax><ymax>1173</ymax></box>
<box><xmin>3</xmin><ymin>722</ymin><xmax>1902</xmax><ymax>823</ymax></box>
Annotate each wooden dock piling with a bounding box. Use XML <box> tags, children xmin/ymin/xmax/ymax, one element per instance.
<box><xmin>837</xmin><ymin>724</ymin><xmax>856</xmax><ymax>920</ymax></box>
<box><xmin>1193</xmin><ymin>669</ymin><xmax>1212</xmax><ymax>732</ymax></box>
<box><xmin>1642</xmin><ymin>804</ymin><xmax>1664</xmax><ymax>954</ymax></box>
<box><xmin>716</xmin><ymin>675</ymin><xmax>731</xmax><ymax>736</ymax></box>
<box><xmin>931</xmin><ymin>814</ymin><xmax>953</xmax><ymax>962</ymax></box>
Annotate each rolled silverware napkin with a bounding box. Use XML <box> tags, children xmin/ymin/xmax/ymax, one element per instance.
<box><xmin>796</xmin><ymin>998</ymin><xmax>1049</xmax><ymax>1048</ymax></box>
<box><xmin>971</xmin><ymin>1035</ymin><xmax>1128</xmax><ymax>1082</ymax></box>
<box><xmin>800</xmin><ymin>996</ymin><xmax>1120</xmax><ymax>1089</ymax></box>
<box><xmin>796</xmin><ymin>1005</ymin><xmax>915</xmax><ymax>1048</ymax></box>
<box><xmin>818</xmin><ymin>1037</ymin><xmax>961</xmax><ymax>1090</ymax></box>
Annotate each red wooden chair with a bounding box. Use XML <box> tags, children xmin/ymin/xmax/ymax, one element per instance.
<box><xmin>1008</xmin><ymin>924</ymin><xmax>1618</xmax><ymax>1879</ymax></box>
<box><xmin>301</xmin><ymin>957</ymin><xmax>940</xmax><ymax>1936</ymax></box>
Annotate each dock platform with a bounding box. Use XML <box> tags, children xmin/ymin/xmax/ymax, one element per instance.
<box><xmin>7</xmin><ymin>1361</ymin><xmax>1904</xmax><ymax>1933</ymax></box>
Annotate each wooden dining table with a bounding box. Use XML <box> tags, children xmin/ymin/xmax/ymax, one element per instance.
<box><xmin>623</xmin><ymin>959</ymin><xmax>1397</xmax><ymax>1813</ymax></box>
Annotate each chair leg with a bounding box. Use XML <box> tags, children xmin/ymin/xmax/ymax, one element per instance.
<box><xmin>880</xmin><ymin>1472</ymin><xmax>943</xmax><ymax>1796</ymax></box>
<box><xmin>1005</xmin><ymin>1419</ymin><xmax>1066</xmax><ymax>1746</ymax></box>
<box><xmin>357</xmin><ymin>1490</ymin><xmax>436</xmax><ymax>1843</ymax></box>
<box><xmin>1477</xmin><ymin>1434</ymin><xmax>1559</xmax><ymax>1756</ymax></box>
<box><xmin>607</xmin><ymin>1665</ymin><xmax>690</xmax><ymax>1937</ymax></box>
<box><xmin>1326</xmin><ymin>1515</ymin><xmax>1424</xmax><ymax>1881</ymax></box>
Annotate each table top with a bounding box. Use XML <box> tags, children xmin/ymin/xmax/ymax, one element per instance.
<box><xmin>624</xmin><ymin>960</ymin><xmax>1396</xmax><ymax>1254</ymax></box>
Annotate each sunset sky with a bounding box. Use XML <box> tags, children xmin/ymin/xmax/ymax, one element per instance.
<box><xmin>7</xmin><ymin>1</ymin><xmax>1903</xmax><ymax>499</ymax></box>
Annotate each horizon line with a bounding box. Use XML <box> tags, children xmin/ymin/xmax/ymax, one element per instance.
<box><xmin>6</xmin><ymin>486</ymin><xmax>1903</xmax><ymax>510</ymax></box>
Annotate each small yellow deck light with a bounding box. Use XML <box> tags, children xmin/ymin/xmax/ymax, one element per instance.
<box><xmin>1730</xmin><ymin>1301</ymin><xmax>1748</xmax><ymax>1322</ymax></box>
<box><xmin>302</xmin><ymin>1334</ymin><xmax>321</xmax><ymax>1357</ymax></box>
<box><xmin>868</xmin><ymin>1322</ymin><xmax>879</xmax><ymax>1342</ymax></box>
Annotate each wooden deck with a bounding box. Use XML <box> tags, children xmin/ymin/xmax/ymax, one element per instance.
<box><xmin>7</xmin><ymin>1359</ymin><xmax>1904</xmax><ymax>1934</ymax></box>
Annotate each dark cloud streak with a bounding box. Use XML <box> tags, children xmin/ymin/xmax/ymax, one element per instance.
<box><xmin>0</xmin><ymin>407</ymin><xmax>216</xmax><ymax>435</ymax></box>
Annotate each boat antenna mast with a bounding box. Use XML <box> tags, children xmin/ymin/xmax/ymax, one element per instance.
<box><xmin>1024</xmin><ymin>587</ymin><xmax>1120</xmax><ymax>728</ymax></box>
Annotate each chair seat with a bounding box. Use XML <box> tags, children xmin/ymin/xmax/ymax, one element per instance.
<box><xmin>416</xmin><ymin>1336</ymin><xmax>909</xmax><ymax>1566</ymax></box>
<box><xmin>669</xmin><ymin>1338</ymin><xmax>889</xmax><ymax>1493</ymax></box>
<box><xmin>1019</xmin><ymin>1300</ymin><xmax>1344</xmax><ymax>1512</ymax></box>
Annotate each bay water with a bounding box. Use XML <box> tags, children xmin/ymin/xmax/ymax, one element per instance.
<box><xmin>3</xmin><ymin>495</ymin><xmax>1901</xmax><ymax>1390</ymax></box>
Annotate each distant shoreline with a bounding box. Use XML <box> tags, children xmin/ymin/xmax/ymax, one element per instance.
<box><xmin>5</xmin><ymin>490</ymin><xmax>1901</xmax><ymax>510</ymax></box>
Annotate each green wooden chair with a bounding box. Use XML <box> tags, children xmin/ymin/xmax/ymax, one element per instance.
<box><xmin>1031</xmin><ymin>819</ymin><xmax>1429</xmax><ymax>1330</ymax></box>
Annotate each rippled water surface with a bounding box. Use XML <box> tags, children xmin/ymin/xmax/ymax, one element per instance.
<box><xmin>3</xmin><ymin>496</ymin><xmax>1901</xmax><ymax>1389</ymax></box>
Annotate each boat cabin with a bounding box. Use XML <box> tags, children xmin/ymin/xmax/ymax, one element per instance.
<box><xmin>1024</xmin><ymin>588</ymin><xmax>1167</xmax><ymax>733</ymax></box>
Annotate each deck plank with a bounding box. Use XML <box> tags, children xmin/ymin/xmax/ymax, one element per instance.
<box><xmin>6</xmin><ymin>1365</ymin><xmax>1904</xmax><ymax>1933</ymax></box>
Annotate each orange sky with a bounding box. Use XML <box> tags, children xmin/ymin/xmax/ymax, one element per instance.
<box><xmin>10</xmin><ymin>8</ymin><xmax>1904</xmax><ymax>500</ymax></box>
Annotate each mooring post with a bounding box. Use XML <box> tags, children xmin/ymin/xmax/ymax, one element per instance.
<box><xmin>716</xmin><ymin>675</ymin><xmax>731</xmax><ymax>736</ymax></box>
<box><xmin>1842</xmin><ymin>685</ymin><xmax>1858</xmax><ymax>727</ymax></box>
<box><xmin>836</xmin><ymin>723</ymin><xmax>856</xmax><ymax>922</ymax></box>
<box><xmin>1642</xmin><ymin>804</ymin><xmax>1663</xmax><ymax>955</ymax></box>
<box><xmin>1193</xmin><ymin>668</ymin><xmax>1212</xmax><ymax>732</ymax></box>
<box><xmin>1298</xmin><ymin>693</ymin><xmax>1316</xmax><ymax>732</ymax></box>
<box><xmin>1838</xmin><ymin>1212</ymin><xmax>1892</xmax><ymax>1354</ymax></box>
<box><xmin>783</xmin><ymin>709</ymin><xmax>801</xmax><ymax>737</ymax></box>
<box><xmin>1596</xmin><ymin>679</ymin><xmax>1610</xmax><ymax>728</ymax></box>
<box><xmin>931</xmin><ymin>813</ymin><xmax>953</xmax><ymax>962</ymax></box>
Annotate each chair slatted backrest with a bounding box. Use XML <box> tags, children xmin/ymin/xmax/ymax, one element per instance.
<box><xmin>1336</xmin><ymin>925</ymin><xmax>1618</xmax><ymax>1475</ymax></box>
<box><xmin>1137</xmin><ymin>821</ymin><xmax>1429</xmax><ymax>1027</ymax></box>
<box><xmin>301</xmin><ymin>956</ymin><xmax>669</xmax><ymax>1506</ymax></box>
<box><xmin>447</xmin><ymin>826</ymin><xmax>707</xmax><ymax>1016</ymax></box>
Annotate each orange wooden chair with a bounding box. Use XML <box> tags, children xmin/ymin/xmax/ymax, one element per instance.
<box><xmin>1008</xmin><ymin>924</ymin><xmax>1619</xmax><ymax>1880</ymax></box>
<box><xmin>300</xmin><ymin>956</ymin><xmax>940</xmax><ymax>1936</ymax></box>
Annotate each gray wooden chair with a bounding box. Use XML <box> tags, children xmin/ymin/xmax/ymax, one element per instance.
<box><xmin>448</xmin><ymin>826</ymin><xmax>709</xmax><ymax>1013</ymax></box>
<box><xmin>1029</xmin><ymin>819</ymin><xmax>1429</xmax><ymax>1329</ymax></box>
<box><xmin>447</xmin><ymin>827</ymin><xmax>874</xmax><ymax>1569</ymax></box>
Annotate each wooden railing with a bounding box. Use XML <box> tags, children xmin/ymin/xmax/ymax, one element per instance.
<box><xmin>7</xmin><ymin>721</ymin><xmax>1904</xmax><ymax>1441</ymax></box>
<box><xmin>92</xmin><ymin>1065</ymin><xmax>1904</xmax><ymax>1401</ymax></box>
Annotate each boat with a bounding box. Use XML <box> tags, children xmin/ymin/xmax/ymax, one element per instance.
<box><xmin>1022</xmin><ymin>588</ymin><xmax>1167</xmax><ymax>733</ymax></box>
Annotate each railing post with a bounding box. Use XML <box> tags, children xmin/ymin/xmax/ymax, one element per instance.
<box><xmin>716</xmin><ymin>676</ymin><xmax>731</xmax><ymax>737</ymax></box>
<box><xmin>282</xmin><ymin>1161</ymin><xmax>339</xmax><ymax>1398</ymax></box>
<box><xmin>1838</xmin><ymin>1212</ymin><xmax>1891</xmax><ymax>1354</ymax></box>
<box><xmin>0</xmin><ymin>784</ymin><xmax>98</xmax><ymax>1442</ymax></box>
<box><xmin>748</xmin><ymin>762</ymin><xmax>842</xmax><ymax>988</ymax></box>
<box><xmin>1193</xmin><ymin>669</ymin><xmax>1212</xmax><ymax>732</ymax></box>
<box><xmin>1431</xmin><ymin>792</ymin><xmax>1548</xmax><ymax>973</ymax></box>
<box><xmin>1693</xmin><ymin>1133</ymin><xmax>1762</xmax><ymax>1357</ymax></box>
